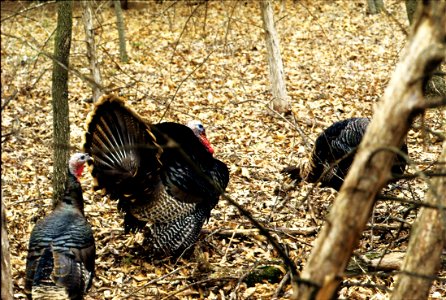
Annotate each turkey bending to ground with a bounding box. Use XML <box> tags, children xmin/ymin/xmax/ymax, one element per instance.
<box><xmin>83</xmin><ymin>94</ymin><xmax>229</xmax><ymax>258</ymax></box>
<box><xmin>282</xmin><ymin>117</ymin><xmax>408</xmax><ymax>191</ymax></box>
<box><xmin>25</xmin><ymin>153</ymin><xmax>95</xmax><ymax>300</ymax></box>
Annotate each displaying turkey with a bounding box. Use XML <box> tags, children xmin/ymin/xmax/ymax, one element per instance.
<box><xmin>282</xmin><ymin>117</ymin><xmax>408</xmax><ymax>190</ymax></box>
<box><xmin>83</xmin><ymin>94</ymin><xmax>229</xmax><ymax>258</ymax></box>
<box><xmin>25</xmin><ymin>153</ymin><xmax>95</xmax><ymax>300</ymax></box>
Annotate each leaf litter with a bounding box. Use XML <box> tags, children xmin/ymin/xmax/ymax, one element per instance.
<box><xmin>1</xmin><ymin>1</ymin><xmax>444</xmax><ymax>299</ymax></box>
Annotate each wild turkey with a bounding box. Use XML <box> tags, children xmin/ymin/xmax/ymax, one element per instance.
<box><xmin>25</xmin><ymin>153</ymin><xmax>95</xmax><ymax>300</ymax></box>
<box><xmin>83</xmin><ymin>95</ymin><xmax>229</xmax><ymax>258</ymax></box>
<box><xmin>282</xmin><ymin>117</ymin><xmax>408</xmax><ymax>190</ymax></box>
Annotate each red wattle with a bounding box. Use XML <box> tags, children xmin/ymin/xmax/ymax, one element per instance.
<box><xmin>200</xmin><ymin>136</ymin><xmax>214</xmax><ymax>155</ymax></box>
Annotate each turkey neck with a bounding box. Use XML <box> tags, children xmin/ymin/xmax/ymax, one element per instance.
<box><xmin>59</xmin><ymin>169</ymin><xmax>85</xmax><ymax>215</ymax></box>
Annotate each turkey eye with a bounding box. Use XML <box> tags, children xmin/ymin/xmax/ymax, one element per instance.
<box><xmin>80</xmin><ymin>155</ymin><xmax>86</xmax><ymax>160</ymax></box>
<box><xmin>198</xmin><ymin>124</ymin><xmax>204</xmax><ymax>130</ymax></box>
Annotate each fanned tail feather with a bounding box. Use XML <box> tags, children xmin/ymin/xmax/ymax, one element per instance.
<box><xmin>84</xmin><ymin>95</ymin><xmax>162</xmax><ymax>206</ymax></box>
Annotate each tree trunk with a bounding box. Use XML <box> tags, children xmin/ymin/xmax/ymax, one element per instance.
<box><xmin>52</xmin><ymin>0</ymin><xmax>72</xmax><ymax>208</ymax></box>
<box><xmin>293</xmin><ymin>1</ymin><xmax>446</xmax><ymax>299</ymax></box>
<box><xmin>1</xmin><ymin>198</ymin><xmax>13</xmax><ymax>300</ymax></box>
<box><xmin>120</xmin><ymin>0</ymin><xmax>128</xmax><ymax>10</ymax></box>
<box><xmin>259</xmin><ymin>0</ymin><xmax>290</xmax><ymax>114</ymax></box>
<box><xmin>391</xmin><ymin>141</ymin><xmax>446</xmax><ymax>300</ymax></box>
<box><xmin>114</xmin><ymin>0</ymin><xmax>128</xmax><ymax>63</ymax></box>
<box><xmin>367</xmin><ymin>0</ymin><xmax>384</xmax><ymax>14</ymax></box>
<box><xmin>82</xmin><ymin>0</ymin><xmax>103</xmax><ymax>102</ymax></box>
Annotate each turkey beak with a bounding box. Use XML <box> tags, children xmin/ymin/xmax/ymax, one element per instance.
<box><xmin>85</xmin><ymin>154</ymin><xmax>93</xmax><ymax>164</ymax></box>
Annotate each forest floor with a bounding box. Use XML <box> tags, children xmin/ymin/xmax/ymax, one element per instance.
<box><xmin>1</xmin><ymin>1</ymin><xmax>445</xmax><ymax>299</ymax></box>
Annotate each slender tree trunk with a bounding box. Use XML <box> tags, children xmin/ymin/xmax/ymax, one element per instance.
<box><xmin>391</xmin><ymin>141</ymin><xmax>446</xmax><ymax>299</ymax></box>
<box><xmin>293</xmin><ymin>1</ymin><xmax>446</xmax><ymax>299</ymax></box>
<box><xmin>52</xmin><ymin>0</ymin><xmax>72</xmax><ymax>207</ymax></box>
<box><xmin>120</xmin><ymin>0</ymin><xmax>128</xmax><ymax>10</ymax></box>
<box><xmin>367</xmin><ymin>0</ymin><xmax>384</xmax><ymax>14</ymax></box>
<box><xmin>113</xmin><ymin>0</ymin><xmax>128</xmax><ymax>63</ymax></box>
<box><xmin>1</xmin><ymin>198</ymin><xmax>13</xmax><ymax>300</ymax></box>
<box><xmin>82</xmin><ymin>0</ymin><xmax>103</xmax><ymax>102</ymax></box>
<box><xmin>259</xmin><ymin>0</ymin><xmax>290</xmax><ymax>114</ymax></box>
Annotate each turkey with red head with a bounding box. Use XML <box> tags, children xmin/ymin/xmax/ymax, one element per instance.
<box><xmin>83</xmin><ymin>95</ymin><xmax>229</xmax><ymax>258</ymax></box>
<box><xmin>282</xmin><ymin>117</ymin><xmax>408</xmax><ymax>190</ymax></box>
<box><xmin>25</xmin><ymin>153</ymin><xmax>95</xmax><ymax>300</ymax></box>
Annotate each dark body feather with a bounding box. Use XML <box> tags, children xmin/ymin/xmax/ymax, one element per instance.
<box><xmin>283</xmin><ymin>118</ymin><xmax>408</xmax><ymax>190</ymax></box>
<box><xmin>83</xmin><ymin>95</ymin><xmax>229</xmax><ymax>257</ymax></box>
<box><xmin>25</xmin><ymin>155</ymin><xmax>95</xmax><ymax>300</ymax></box>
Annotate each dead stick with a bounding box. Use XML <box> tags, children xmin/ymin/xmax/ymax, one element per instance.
<box><xmin>204</xmin><ymin>223</ymin><xmax>409</xmax><ymax>238</ymax></box>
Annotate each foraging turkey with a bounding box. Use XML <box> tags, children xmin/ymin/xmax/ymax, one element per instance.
<box><xmin>83</xmin><ymin>95</ymin><xmax>229</xmax><ymax>258</ymax></box>
<box><xmin>282</xmin><ymin>117</ymin><xmax>408</xmax><ymax>190</ymax></box>
<box><xmin>25</xmin><ymin>153</ymin><xmax>95</xmax><ymax>300</ymax></box>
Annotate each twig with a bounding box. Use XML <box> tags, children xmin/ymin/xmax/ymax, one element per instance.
<box><xmin>202</xmin><ymin>0</ymin><xmax>208</xmax><ymax>36</ymax></box>
<box><xmin>203</xmin><ymin>227</ymin><xmax>318</xmax><ymax>238</ymax></box>
<box><xmin>169</xmin><ymin>1</ymin><xmax>203</xmax><ymax>64</ymax></box>
<box><xmin>377</xmin><ymin>195</ymin><xmax>446</xmax><ymax>210</ymax></box>
<box><xmin>28</xmin><ymin>67</ymin><xmax>51</xmax><ymax>94</ymax></box>
<box><xmin>223</xmin><ymin>2</ymin><xmax>238</xmax><ymax>51</ymax></box>
<box><xmin>161</xmin><ymin>277</ymin><xmax>237</xmax><ymax>300</ymax></box>
<box><xmin>412</xmin><ymin>123</ymin><xmax>445</xmax><ymax>141</ymax></box>
<box><xmin>1</xmin><ymin>32</ymin><xmax>105</xmax><ymax>92</ymax></box>
<box><xmin>123</xmin><ymin>266</ymin><xmax>185</xmax><ymax>299</ymax></box>
<box><xmin>159</xmin><ymin>48</ymin><xmax>216</xmax><ymax>121</ymax></box>
<box><xmin>420</xmin><ymin>96</ymin><xmax>446</xmax><ymax>109</ymax></box>
<box><xmin>367</xmin><ymin>223</ymin><xmax>410</xmax><ymax>231</ymax></box>
<box><xmin>229</xmin><ymin>262</ymin><xmax>260</xmax><ymax>300</ymax></box>
<box><xmin>382</xmin><ymin>7</ymin><xmax>408</xmax><ymax>37</ymax></box>
<box><xmin>10</xmin><ymin>197</ymin><xmax>49</xmax><ymax>206</ymax></box>
<box><xmin>340</xmin><ymin>281</ymin><xmax>391</xmax><ymax>292</ymax></box>
<box><xmin>204</xmin><ymin>223</ymin><xmax>409</xmax><ymax>239</ymax></box>
<box><xmin>220</xmin><ymin>224</ymin><xmax>239</xmax><ymax>264</ymax></box>
<box><xmin>395</xmin><ymin>171</ymin><xmax>446</xmax><ymax>180</ymax></box>
<box><xmin>99</xmin><ymin>44</ymin><xmax>143</xmax><ymax>90</ymax></box>
<box><xmin>1</xmin><ymin>89</ymin><xmax>18</xmax><ymax>111</ymax></box>
<box><xmin>220</xmin><ymin>193</ymin><xmax>300</xmax><ymax>280</ymax></box>
<box><xmin>1</xmin><ymin>1</ymin><xmax>56</xmax><ymax>23</ymax></box>
<box><xmin>396</xmin><ymin>271</ymin><xmax>446</xmax><ymax>282</ymax></box>
<box><xmin>30</xmin><ymin>27</ymin><xmax>56</xmax><ymax>74</ymax></box>
<box><xmin>272</xmin><ymin>271</ymin><xmax>290</xmax><ymax>300</ymax></box>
